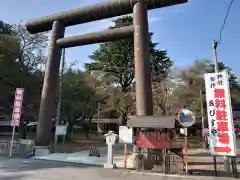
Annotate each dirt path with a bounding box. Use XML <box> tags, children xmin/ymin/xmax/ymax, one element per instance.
<box><xmin>56</xmin><ymin>134</ymin><xmax>106</xmax><ymax>153</ymax></box>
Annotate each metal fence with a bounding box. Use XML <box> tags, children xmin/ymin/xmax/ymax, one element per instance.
<box><xmin>134</xmin><ymin>151</ymin><xmax>184</xmax><ymax>174</ymax></box>
<box><xmin>0</xmin><ymin>139</ymin><xmax>34</xmax><ymax>157</ymax></box>
<box><xmin>112</xmin><ymin>144</ymin><xmax>239</xmax><ymax>177</ymax></box>
<box><xmin>113</xmin><ymin>145</ymin><xmax>184</xmax><ymax>174</ymax></box>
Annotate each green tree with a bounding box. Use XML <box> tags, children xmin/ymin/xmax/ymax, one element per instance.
<box><xmin>61</xmin><ymin>69</ymin><xmax>107</xmax><ymax>138</ymax></box>
<box><xmin>85</xmin><ymin>16</ymin><xmax>172</xmax><ymax>117</ymax></box>
<box><xmin>169</xmin><ymin>60</ymin><xmax>240</xmax><ymax>122</ymax></box>
<box><xmin>210</xmin><ymin>62</ymin><xmax>237</xmax><ymax>85</ymax></box>
<box><xmin>0</xmin><ymin>20</ymin><xmax>47</xmax><ymax>119</ymax></box>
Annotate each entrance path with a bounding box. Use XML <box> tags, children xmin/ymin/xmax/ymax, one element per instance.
<box><xmin>0</xmin><ymin>158</ymin><xmax>237</xmax><ymax>180</ymax></box>
<box><xmin>32</xmin><ymin>144</ymin><xmax>131</xmax><ymax>167</ymax></box>
<box><xmin>32</xmin><ymin>143</ymin><xmax>240</xmax><ymax>173</ymax></box>
<box><xmin>187</xmin><ymin>145</ymin><xmax>240</xmax><ymax>177</ymax></box>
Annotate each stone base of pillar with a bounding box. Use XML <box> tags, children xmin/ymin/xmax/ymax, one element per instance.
<box><xmin>104</xmin><ymin>163</ymin><xmax>116</xmax><ymax>169</ymax></box>
<box><xmin>33</xmin><ymin>146</ymin><xmax>50</xmax><ymax>157</ymax></box>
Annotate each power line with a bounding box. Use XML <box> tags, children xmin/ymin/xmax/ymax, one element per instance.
<box><xmin>218</xmin><ymin>0</ymin><xmax>235</xmax><ymax>44</ymax></box>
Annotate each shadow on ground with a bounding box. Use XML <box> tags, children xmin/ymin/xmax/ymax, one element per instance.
<box><xmin>0</xmin><ymin>174</ymin><xmax>26</xmax><ymax>180</ymax></box>
<box><xmin>189</xmin><ymin>169</ymin><xmax>239</xmax><ymax>178</ymax></box>
<box><xmin>0</xmin><ymin>158</ymin><xmax>102</xmax><ymax>173</ymax></box>
<box><xmin>188</xmin><ymin>161</ymin><xmax>224</xmax><ymax>165</ymax></box>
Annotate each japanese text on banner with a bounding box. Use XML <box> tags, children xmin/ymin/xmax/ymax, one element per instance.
<box><xmin>11</xmin><ymin>88</ymin><xmax>24</xmax><ymax>127</ymax></box>
<box><xmin>204</xmin><ymin>71</ymin><xmax>236</xmax><ymax>156</ymax></box>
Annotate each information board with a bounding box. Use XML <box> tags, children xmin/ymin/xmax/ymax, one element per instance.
<box><xmin>118</xmin><ymin>126</ymin><xmax>133</xmax><ymax>144</ymax></box>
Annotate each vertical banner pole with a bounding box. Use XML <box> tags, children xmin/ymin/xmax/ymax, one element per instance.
<box><xmin>200</xmin><ymin>88</ymin><xmax>205</xmax><ymax>138</ymax></box>
<box><xmin>184</xmin><ymin>128</ymin><xmax>188</xmax><ymax>175</ymax></box>
<box><xmin>178</xmin><ymin>108</ymin><xmax>195</xmax><ymax>175</ymax></box>
<box><xmin>63</xmin><ymin>134</ymin><xmax>65</xmax><ymax>145</ymax></box>
<box><xmin>9</xmin><ymin>126</ymin><xmax>16</xmax><ymax>157</ymax></box>
<box><xmin>10</xmin><ymin>88</ymin><xmax>24</xmax><ymax>157</ymax></box>
<box><xmin>213</xmin><ymin>156</ymin><xmax>218</xmax><ymax>176</ymax></box>
<box><xmin>124</xmin><ymin>143</ymin><xmax>127</xmax><ymax>169</ymax></box>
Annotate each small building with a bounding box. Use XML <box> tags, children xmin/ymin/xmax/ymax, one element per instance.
<box><xmin>127</xmin><ymin>115</ymin><xmax>183</xmax><ymax>173</ymax></box>
<box><xmin>127</xmin><ymin>116</ymin><xmax>175</xmax><ymax>149</ymax></box>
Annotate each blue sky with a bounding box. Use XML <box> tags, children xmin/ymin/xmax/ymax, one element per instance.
<box><xmin>1</xmin><ymin>0</ymin><xmax>240</xmax><ymax>78</ymax></box>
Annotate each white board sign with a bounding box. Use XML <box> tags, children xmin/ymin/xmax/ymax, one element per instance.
<box><xmin>119</xmin><ymin>126</ymin><xmax>133</xmax><ymax>144</ymax></box>
<box><xmin>180</xmin><ymin>128</ymin><xmax>188</xmax><ymax>136</ymax></box>
<box><xmin>56</xmin><ymin>125</ymin><xmax>67</xmax><ymax>135</ymax></box>
<box><xmin>204</xmin><ymin>71</ymin><xmax>236</xmax><ymax>156</ymax></box>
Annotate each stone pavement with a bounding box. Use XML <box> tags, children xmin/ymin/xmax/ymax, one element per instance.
<box><xmin>32</xmin><ymin>144</ymin><xmax>239</xmax><ymax>173</ymax></box>
<box><xmin>32</xmin><ymin>144</ymin><xmax>130</xmax><ymax>167</ymax></box>
<box><xmin>0</xmin><ymin>158</ymin><xmax>237</xmax><ymax>180</ymax></box>
<box><xmin>187</xmin><ymin>149</ymin><xmax>239</xmax><ymax>177</ymax></box>
<box><xmin>32</xmin><ymin>145</ymin><xmax>205</xmax><ymax>168</ymax></box>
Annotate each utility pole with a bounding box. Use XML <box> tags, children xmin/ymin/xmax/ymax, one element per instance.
<box><xmin>54</xmin><ymin>48</ymin><xmax>65</xmax><ymax>151</ymax></box>
<box><xmin>212</xmin><ymin>40</ymin><xmax>230</xmax><ymax>172</ymax></box>
<box><xmin>212</xmin><ymin>40</ymin><xmax>219</xmax><ymax>73</ymax></box>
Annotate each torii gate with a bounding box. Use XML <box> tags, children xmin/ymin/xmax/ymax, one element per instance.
<box><xmin>25</xmin><ymin>0</ymin><xmax>188</xmax><ymax>146</ymax></box>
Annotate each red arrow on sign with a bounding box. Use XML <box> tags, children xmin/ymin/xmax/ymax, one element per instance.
<box><xmin>215</xmin><ymin>146</ymin><xmax>231</xmax><ymax>153</ymax></box>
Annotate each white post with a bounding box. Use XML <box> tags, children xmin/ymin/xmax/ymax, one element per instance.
<box><xmin>104</xmin><ymin>132</ymin><xmax>117</xmax><ymax>169</ymax></box>
<box><xmin>107</xmin><ymin>144</ymin><xmax>113</xmax><ymax>165</ymax></box>
<box><xmin>184</xmin><ymin>128</ymin><xmax>188</xmax><ymax>174</ymax></box>
<box><xmin>9</xmin><ymin>126</ymin><xmax>16</xmax><ymax>157</ymax></box>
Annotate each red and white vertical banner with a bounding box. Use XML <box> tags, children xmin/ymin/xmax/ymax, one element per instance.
<box><xmin>204</xmin><ymin>71</ymin><xmax>236</xmax><ymax>156</ymax></box>
<box><xmin>11</xmin><ymin>88</ymin><xmax>24</xmax><ymax>127</ymax></box>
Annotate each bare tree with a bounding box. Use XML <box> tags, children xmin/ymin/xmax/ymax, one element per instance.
<box><xmin>13</xmin><ymin>21</ymin><xmax>48</xmax><ymax>71</ymax></box>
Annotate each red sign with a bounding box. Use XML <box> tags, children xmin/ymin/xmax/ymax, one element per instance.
<box><xmin>11</xmin><ymin>88</ymin><xmax>24</xmax><ymax>126</ymax></box>
<box><xmin>214</xmin><ymin>88</ymin><xmax>231</xmax><ymax>153</ymax></box>
<box><xmin>136</xmin><ymin>129</ymin><xmax>170</xmax><ymax>149</ymax></box>
<box><xmin>215</xmin><ymin>146</ymin><xmax>231</xmax><ymax>153</ymax></box>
